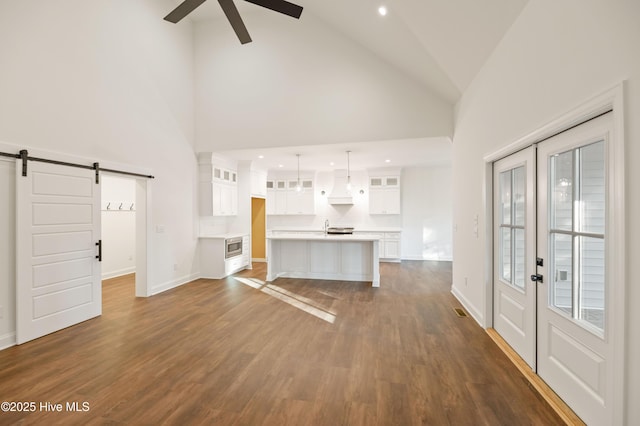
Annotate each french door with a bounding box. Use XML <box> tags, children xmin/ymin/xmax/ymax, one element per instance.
<box><xmin>493</xmin><ymin>146</ymin><xmax>536</xmax><ymax>369</ymax></box>
<box><xmin>493</xmin><ymin>112</ymin><xmax>617</xmax><ymax>425</ymax></box>
<box><xmin>16</xmin><ymin>161</ymin><xmax>102</xmax><ymax>344</ymax></box>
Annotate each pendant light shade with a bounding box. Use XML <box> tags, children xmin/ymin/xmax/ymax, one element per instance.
<box><xmin>296</xmin><ymin>154</ymin><xmax>302</xmax><ymax>192</ymax></box>
<box><xmin>346</xmin><ymin>150</ymin><xmax>352</xmax><ymax>192</ymax></box>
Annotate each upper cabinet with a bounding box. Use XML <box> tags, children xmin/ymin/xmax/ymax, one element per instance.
<box><xmin>368</xmin><ymin>170</ymin><xmax>401</xmax><ymax>215</ymax></box>
<box><xmin>198</xmin><ymin>153</ymin><xmax>238</xmax><ymax>216</ymax></box>
<box><xmin>266</xmin><ymin>175</ymin><xmax>315</xmax><ymax>215</ymax></box>
<box><xmin>250</xmin><ymin>169</ymin><xmax>267</xmax><ymax>198</ymax></box>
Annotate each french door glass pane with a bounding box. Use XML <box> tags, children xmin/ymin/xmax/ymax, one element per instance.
<box><xmin>578</xmin><ymin>141</ymin><xmax>605</xmax><ymax>234</ymax></box>
<box><xmin>550</xmin><ymin>150</ymin><xmax>573</xmax><ymax>231</ymax></box>
<box><xmin>501</xmin><ymin>227</ymin><xmax>511</xmax><ymax>283</ymax></box>
<box><xmin>513</xmin><ymin>166</ymin><xmax>526</xmax><ymax>227</ymax></box>
<box><xmin>551</xmin><ymin>233</ymin><xmax>572</xmax><ymax>315</ymax></box>
<box><xmin>498</xmin><ymin>166</ymin><xmax>527</xmax><ymax>291</ymax></box>
<box><xmin>514</xmin><ymin>228</ymin><xmax>526</xmax><ymax>289</ymax></box>
<box><xmin>548</xmin><ymin>139</ymin><xmax>606</xmax><ymax>334</ymax></box>
<box><xmin>579</xmin><ymin>236</ymin><xmax>605</xmax><ymax>331</ymax></box>
<box><xmin>500</xmin><ymin>170</ymin><xmax>512</xmax><ymax>225</ymax></box>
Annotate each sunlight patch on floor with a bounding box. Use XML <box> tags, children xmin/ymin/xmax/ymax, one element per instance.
<box><xmin>233</xmin><ymin>277</ymin><xmax>336</xmax><ymax>323</ymax></box>
<box><xmin>234</xmin><ymin>277</ymin><xmax>265</xmax><ymax>289</ymax></box>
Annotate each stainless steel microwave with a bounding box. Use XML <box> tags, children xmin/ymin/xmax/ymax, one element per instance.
<box><xmin>225</xmin><ymin>237</ymin><xmax>242</xmax><ymax>259</ymax></box>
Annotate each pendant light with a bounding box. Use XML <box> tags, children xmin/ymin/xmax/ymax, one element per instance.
<box><xmin>296</xmin><ymin>154</ymin><xmax>302</xmax><ymax>192</ymax></box>
<box><xmin>346</xmin><ymin>150</ymin><xmax>352</xmax><ymax>192</ymax></box>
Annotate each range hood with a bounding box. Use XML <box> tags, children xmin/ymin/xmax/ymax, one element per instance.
<box><xmin>327</xmin><ymin>170</ymin><xmax>354</xmax><ymax>205</ymax></box>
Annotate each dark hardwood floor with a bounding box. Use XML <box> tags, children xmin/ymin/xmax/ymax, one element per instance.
<box><xmin>0</xmin><ymin>261</ymin><xmax>564</xmax><ymax>425</ymax></box>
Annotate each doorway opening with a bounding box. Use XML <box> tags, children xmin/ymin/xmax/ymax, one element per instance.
<box><xmin>101</xmin><ymin>173</ymin><xmax>151</xmax><ymax>300</ymax></box>
<box><xmin>101</xmin><ymin>175</ymin><xmax>136</xmax><ymax>285</ymax></box>
<box><xmin>251</xmin><ymin>197</ymin><xmax>266</xmax><ymax>262</ymax></box>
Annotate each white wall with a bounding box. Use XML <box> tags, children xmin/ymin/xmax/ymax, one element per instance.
<box><xmin>0</xmin><ymin>0</ymin><xmax>199</xmax><ymax>315</ymax></box>
<box><xmin>451</xmin><ymin>1</ymin><xmax>640</xmax><ymax>423</ymax></box>
<box><xmin>101</xmin><ymin>175</ymin><xmax>136</xmax><ymax>280</ymax></box>
<box><xmin>194</xmin><ymin>11</ymin><xmax>453</xmax><ymax>150</ymax></box>
<box><xmin>401</xmin><ymin>167</ymin><xmax>452</xmax><ymax>261</ymax></box>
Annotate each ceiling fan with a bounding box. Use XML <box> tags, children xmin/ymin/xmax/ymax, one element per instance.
<box><xmin>164</xmin><ymin>0</ymin><xmax>303</xmax><ymax>44</ymax></box>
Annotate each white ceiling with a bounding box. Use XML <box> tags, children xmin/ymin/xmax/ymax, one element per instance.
<box><xmin>163</xmin><ymin>0</ymin><xmax>527</xmax><ymax>170</ymax></box>
<box><xmin>170</xmin><ymin>0</ymin><xmax>528</xmax><ymax>102</ymax></box>
<box><xmin>219</xmin><ymin>137</ymin><xmax>451</xmax><ymax>172</ymax></box>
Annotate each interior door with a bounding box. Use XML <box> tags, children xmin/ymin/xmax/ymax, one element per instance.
<box><xmin>536</xmin><ymin>112</ymin><xmax>613</xmax><ymax>425</ymax></box>
<box><xmin>493</xmin><ymin>146</ymin><xmax>536</xmax><ymax>368</ymax></box>
<box><xmin>16</xmin><ymin>161</ymin><xmax>101</xmax><ymax>344</ymax></box>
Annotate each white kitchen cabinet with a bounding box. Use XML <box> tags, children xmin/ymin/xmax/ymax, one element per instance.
<box><xmin>273</xmin><ymin>180</ymin><xmax>287</xmax><ymax>214</ymax></box>
<box><xmin>369</xmin><ymin>176</ymin><xmax>401</xmax><ymax>215</ymax></box>
<box><xmin>266</xmin><ymin>181</ymin><xmax>275</xmax><ymax>214</ymax></box>
<box><xmin>242</xmin><ymin>235</ymin><xmax>250</xmax><ymax>267</ymax></box>
<box><xmin>198</xmin><ymin>154</ymin><xmax>238</xmax><ymax>217</ymax></box>
<box><xmin>266</xmin><ymin>178</ymin><xmax>314</xmax><ymax>215</ymax></box>
<box><xmin>286</xmin><ymin>180</ymin><xmax>314</xmax><ymax>215</ymax></box>
<box><xmin>266</xmin><ymin>180</ymin><xmax>288</xmax><ymax>215</ymax></box>
<box><xmin>251</xmin><ymin>170</ymin><xmax>267</xmax><ymax>197</ymax></box>
<box><xmin>383</xmin><ymin>232</ymin><xmax>401</xmax><ymax>260</ymax></box>
<box><xmin>353</xmin><ymin>230</ymin><xmax>401</xmax><ymax>262</ymax></box>
<box><xmin>209</xmin><ymin>181</ymin><xmax>237</xmax><ymax>216</ymax></box>
<box><xmin>200</xmin><ymin>235</ymin><xmax>249</xmax><ymax>279</ymax></box>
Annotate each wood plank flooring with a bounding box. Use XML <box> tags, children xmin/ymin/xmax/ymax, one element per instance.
<box><xmin>0</xmin><ymin>261</ymin><xmax>565</xmax><ymax>425</ymax></box>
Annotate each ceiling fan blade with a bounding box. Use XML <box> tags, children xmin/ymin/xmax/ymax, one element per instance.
<box><xmin>244</xmin><ymin>0</ymin><xmax>303</xmax><ymax>19</ymax></box>
<box><xmin>164</xmin><ymin>0</ymin><xmax>207</xmax><ymax>23</ymax></box>
<box><xmin>218</xmin><ymin>0</ymin><xmax>252</xmax><ymax>44</ymax></box>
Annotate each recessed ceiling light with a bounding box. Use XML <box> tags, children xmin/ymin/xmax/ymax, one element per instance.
<box><xmin>258</xmin><ymin>155</ymin><xmax>264</xmax><ymax>159</ymax></box>
<box><xmin>278</xmin><ymin>164</ymin><xmax>283</xmax><ymax>168</ymax></box>
<box><xmin>330</xmin><ymin>161</ymin><xmax>335</xmax><ymax>166</ymax></box>
<box><xmin>385</xmin><ymin>159</ymin><xmax>391</xmax><ymax>163</ymax></box>
<box><xmin>378</xmin><ymin>6</ymin><xmax>387</xmax><ymax>16</ymax></box>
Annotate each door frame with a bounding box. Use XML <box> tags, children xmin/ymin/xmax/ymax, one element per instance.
<box><xmin>482</xmin><ymin>82</ymin><xmax>626</xmax><ymax>424</ymax></box>
<box><xmin>100</xmin><ymin>171</ymin><xmax>153</xmax><ymax>297</ymax></box>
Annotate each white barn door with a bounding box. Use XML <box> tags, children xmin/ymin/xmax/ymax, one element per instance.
<box><xmin>16</xmin><ymin>161</ymin><xmax>101</xmax><ymax>344</ymax></box>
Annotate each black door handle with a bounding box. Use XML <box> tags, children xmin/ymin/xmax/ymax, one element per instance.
<box><xmin>96</xmin><ymin>240</ymin><xmax>102</xmax><ymax>262</ymax></box>
<box><xmin>531</xmin><ymin>274</ymin><xmax>543</xmax><ymax>283</ymax></box>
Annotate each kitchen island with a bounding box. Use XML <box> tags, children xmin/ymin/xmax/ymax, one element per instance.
<box><xmin>266</xmin><ymin>234</ymin><xmax>381</xmax><ymax>287</ymax></box>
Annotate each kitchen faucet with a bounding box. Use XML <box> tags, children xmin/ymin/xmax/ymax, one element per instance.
<box><xmin>324</xmin><ymin>219</ymin><xmax>330</xmax><ymax>235</ymax></box>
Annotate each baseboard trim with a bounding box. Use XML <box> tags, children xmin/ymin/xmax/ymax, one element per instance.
<box><xmin>151</xmin><ymin>272</ymin><xmax>200</xmax><ymax>295</ymax></box>
<box><xmin>400</xmin><ymin>256</ymin><xmax>453</xmax><ymax>261</ymax></box>
<box><xmin>102</xmin><ymin>266</ymin><xmax>136</xmax><ymax>280</ymax></box>
<box><xmin>0</xmin><ymin>332</ymin><xmax>16</xmax><ymax>351</ymax></box>
<box><xmin>486</xmin><ymin>328</ymin><xmax>585</xmax><ymax>426</ymax></box>
<box><xmin>450</xmin><ymin>286</ymin><xmax>484</xmax><ymax>326</ymax></box>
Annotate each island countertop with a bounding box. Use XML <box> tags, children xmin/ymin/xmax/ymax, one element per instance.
<box><xmin>266</xmin><ymin>233</ymin><xmax>381</xmax><ymax>242</ymax></box>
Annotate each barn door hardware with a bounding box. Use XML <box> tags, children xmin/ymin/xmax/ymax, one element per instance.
<box><xmin>0</xmin><ymin>148</ymin><xmax>154</xmax><ymax>180</ymax></box>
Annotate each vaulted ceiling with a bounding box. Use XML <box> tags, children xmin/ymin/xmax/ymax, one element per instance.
<box><xmin>179</xmin><ymin>0</ymin><xmax>528</xmax><ymax>103</ymax></box>
<box><xmin>163</xmin><ymin>0</ymin><xmax>529</xmax><ymax>169</ymax></box>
